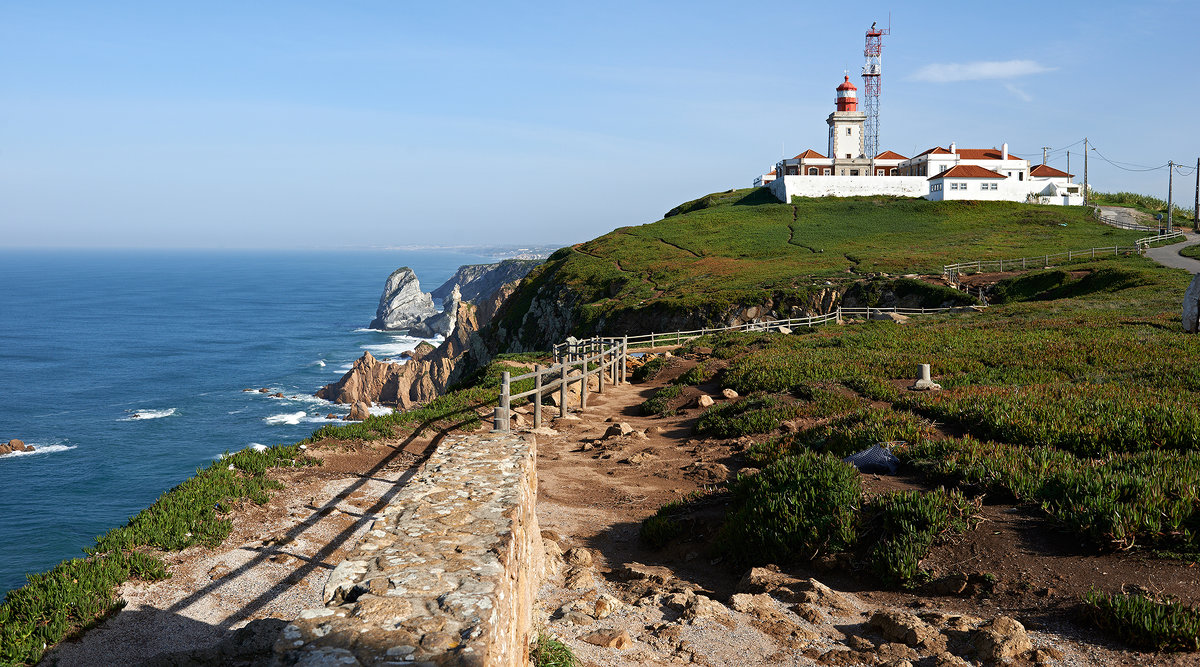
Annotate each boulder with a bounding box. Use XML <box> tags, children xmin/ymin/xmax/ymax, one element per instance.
<box><xmin>871</xmin><ymin>312</ymin><xmax>910</xmax><ymax>324</ymax></box>
<box><xmin>563</xmin><ymin>547</ymin><xmax>593</xmax><ymax>567</ymax></box>
<box><xmin>680</xmin><ymin>594</ymin><xmax>727</xmax><ymax>623</ymax></box>
<box><xmin>697</xmin><ymin>395</ymin><xmax>715</xmax><ymax>408</ymax></box>
<box><xmin>408</xmin><ymin>285</ymin><xmax>461</xmax><ymax>338</ymax></box>
<box><xmin>722</xmin><ymin>388</ymin><xmax>739</xmax><ymax>399</ymax></box>
<box><xmin>9</xmin><ymin>439</ymin><xmax>27</xmax><ymax>451</ymax></box>
<box><xmin>868</xmin><ymin>609</ymin><xmax>945</xmax><ymax>651</ymax></box>
<box><xmin>603</xmin><ymin>422</ymin><xmax>635</xmax><ymax>439</ymax></box>
<box><xmin>971</xmin><ymin>615</ymin><xmax>1032</xmax><ymax>662</ymax></box>
<box><xmin>593</xmin><ymin>594</ymin><xmax>620</xmax><ymax>620</ymax></box>
<box><xmin>369</xmin><ymin>267</ymin><xmax>437</xmax><ymax>330</ymax></box>
<box><xmin>582</xmin><ymin>629</ymin><xmax>632</xmax><ymax>649</ymax></box>
<box><xmin>1184</xmin><ymin>274</ymin><xmax>1200</xmax><ymax>333</ymax></box>
<box><xmin>347</xmin><ymin>402</ymin><xmax>371</xmax><ymax>421</ymax></box>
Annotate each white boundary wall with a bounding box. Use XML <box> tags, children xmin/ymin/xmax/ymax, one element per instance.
<box><xmin>768</xmin><ymin>175</ymin><xmax>929</xmax><ymax>202</ymax></box>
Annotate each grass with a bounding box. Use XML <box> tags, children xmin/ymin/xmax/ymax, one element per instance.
<box><xmin>530</xmin><ymin>630</ymin><xmax>580</xmax><ymax>667</ymax></box>
<box><xmin>1182</xmin><ymin>245</ymin><xmax>1200</xmax><ymax>260</ymax></box>
<box><xmin>859</xmin><ymin>489</ymin><xmax>981</xmax><ymax>588</ymax></box>
<box><xmin>498</xmin><ymin>191</ymin><xmax>1145</xmax><ymax>349</ymax></box>
<box><xmin>631</xmin><ymin>356</ymin><xmax>670</xmax><ymax>383</ymax></box>
<box><xmin>673</xmin><ymin>360</ymin><xmax>715</xmax><ymax>386</ymax></box>
<box><xmin>0</xmin><ymin>444</ymin><xmax>314</xmax><ymax>666</ymax></box>
<box><xmin>1083</xmin><ymin>590</ymin><xmax>1200</xmax><ymax>652</ymax></box>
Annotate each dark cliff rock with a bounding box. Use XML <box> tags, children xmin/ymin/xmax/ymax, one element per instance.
<box><xmin>430</xmin><ymin>259</ymin><xmax>542</xmax><ymax>303</ymax></box>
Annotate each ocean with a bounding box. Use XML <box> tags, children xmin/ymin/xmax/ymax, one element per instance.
<box><xmin>0</xmin><ymin>248</ymin><xmax>493</xmax><ymax>596</ymax></box>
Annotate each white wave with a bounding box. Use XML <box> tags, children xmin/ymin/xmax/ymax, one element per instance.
<box><xmin>367</xmin><ymin>405</ymin><xmax>394</xmax><ymax>416</ymax></box>
<box><xmin>1</xmin><ymin>444</ymin><xmax>77</xmax><ymax>459</ymax></box>
<box><xmin>282</xmin><ymin>393</ymin><xmax>334</xmax><ymax>406</ymax></box>
<box><xmin>122</xmin><ymin>408</ymin><xmax>177</xmax><ymax>421</ymax></box>
<box><xmin>361</xmin><ymin>333</ymin><xmax>443</xmax><ymax>360</ymax></box>
<box><xmin>263</xmin><ymin>411</ymin><xmax>307</xmax><ymax>426</ymax></box>
<box><xmin>311</xmin><ymin>360</ymin><xmax>327</xmax><ymax>367</ymax></box>
<box><xmin>248</xmin><ymin>443</ymin><xmax>269</xmax><ymax>452</ymax></box>
<box><xmin>301</xmin><ymin>414</ymin><xmax>344</xmax><ymax>424</ymax></box>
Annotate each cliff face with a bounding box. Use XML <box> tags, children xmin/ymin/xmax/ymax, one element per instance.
<box><xmin>430</xmin><ymin>259</ymin><xmax>542</xmax><ymax>303</ymax></box>
<box><xmin>319</xmin><ymin>287</ymin><xmax>508</xmax><ymax>408</ymax></box>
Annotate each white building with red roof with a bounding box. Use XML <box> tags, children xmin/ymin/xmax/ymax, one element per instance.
<box><xmin>758</xmin><ymin>75</ymin><xmax>1082</xmax><ymax>205</ymax></box>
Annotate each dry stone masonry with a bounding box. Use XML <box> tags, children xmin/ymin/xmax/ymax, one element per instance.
<box><xmin>275</xmin><ymin>433</ymin><xmax>543</xmax><ymax>666</ymax></box>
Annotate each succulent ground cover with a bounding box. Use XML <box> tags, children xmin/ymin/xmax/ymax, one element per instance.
<box><xmin>639</xmin><ymin>253</ymin><xmax>1200</xmax><ymax>647</ymax></box>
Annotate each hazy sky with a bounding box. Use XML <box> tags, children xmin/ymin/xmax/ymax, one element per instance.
<box><xmin>3</xmin><ymin>1</ymin><xmax>1198</xmax><ymax>249</ymax></box>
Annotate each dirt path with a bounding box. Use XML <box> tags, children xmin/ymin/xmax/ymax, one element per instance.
<box><xmin>531</xmin><ymin>355</ymin><xmax>1200</xmax><ymax>667</ymax></box>
<box><xmin>41</xmin><ymin>435</ymin><xmax>436</xmax><ymax>666</ymax></box>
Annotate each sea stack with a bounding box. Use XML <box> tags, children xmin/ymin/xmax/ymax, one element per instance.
<box><xmin>369</xmin><ymin>267</ymin><xmax>437</xmax><ymax>331</ymax></box>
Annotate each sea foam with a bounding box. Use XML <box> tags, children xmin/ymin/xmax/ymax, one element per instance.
<box><xmin>0</xmin><ymin>444</ymin><xmax>77</xmax><ymax>459</ymax></box>
<box><xmin>263</xmin><ymin>411</ymin><xmax>307</xmax><ymax>426</ymax></box>
<box><xmin>122</xmin><ymin>408</ymin><xmax>177</xmax><ymax>421</ymax></box>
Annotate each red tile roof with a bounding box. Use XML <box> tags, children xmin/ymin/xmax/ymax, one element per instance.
<box><xmin>928</xmin><ymin>165</ymin><xmax>1008</xmax><ymax>180</ymax></box>
<box><xmin>793</xmin><ymin>149</ymin><xmax>827</xmax><ymax>159</ymax></box>
<box><xmin>767</xmin><ymin>169</ymin><xmax>777</xmax><ymax>176</ymax></box>
<box><xmin>954</xmin><ymin>148</ymin><xmax>1021</xmax><ymax>161</ymax></box>
<box><xmin>874</xmin><ymin>150</ymin><xmax>907</xmax><ymax>160</ymax></box>
<box><xmin>1030</xmin><ymin>164</ymin><xmax>1072</xmax><ymax>178</ymax></box>
<box><xmin>916</xmin><ymin>146</ymin><xmax>953</xmax><ymax>157</ymax></box>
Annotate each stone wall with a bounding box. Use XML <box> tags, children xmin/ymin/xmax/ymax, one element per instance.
<box><xmin>276</xmin><ymin>433</ymin><xmax>543</xmax><ymax>666</ymax></box>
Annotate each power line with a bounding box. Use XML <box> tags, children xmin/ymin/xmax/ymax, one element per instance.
<box><xmin>1088</xmin><ymin>145</ymin><xmax>1169</xmax><ymax>172</ymax></box>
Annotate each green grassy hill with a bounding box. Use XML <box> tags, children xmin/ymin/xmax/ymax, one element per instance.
<box><xmin>495</xmin><ymin>190</ymin><xmax>1146</xmax><ymax>349</ymax></box>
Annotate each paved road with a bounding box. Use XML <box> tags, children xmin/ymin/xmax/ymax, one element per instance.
<box><xmin>1096</xmin><ymin>205</ymin><xmax>1155</xmax><ymax>229</ymax></box>
<box><xmin>1144</xmin><ymin>232</ymin><xmax>1200</xmax><ymax>274</ymax></box>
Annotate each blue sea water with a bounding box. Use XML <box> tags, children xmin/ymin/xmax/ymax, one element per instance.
<box><xmin>0</xmin><ymin>249</ymin><xmax>491</xmax><ymax>596</ymax></box>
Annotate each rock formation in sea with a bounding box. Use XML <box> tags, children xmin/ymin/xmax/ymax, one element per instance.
<box><xmin>0</xmin><ymin>439</ymin><xmax>32</xmax><ymax>455</ymax></box>
<box><xmin>319</xmin><ymin>283</ymin><xmax>515</xmax><ymax>408</ymax></box>
<box><xmin>368</xmin><ymin>267</ymin><xmax>437</xmax><ymax>331</ymax></box>
<box><xmin>430</xmin><ymin>259</ymin><xmax>542</xmax><ymax>303</ymax></box>
<box><xmin>407</xmin><ymin>285</ymin><xmax>460</xmax><ymax>339</ymax></box>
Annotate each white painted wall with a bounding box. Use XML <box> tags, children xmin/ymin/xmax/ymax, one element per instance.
<box><xmin>768</xmin><ymin>175</ymin><xmax>928</xmax><ymax>202</ymax></box>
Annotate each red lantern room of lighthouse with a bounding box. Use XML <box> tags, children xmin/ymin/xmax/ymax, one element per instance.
<box><xmin>835</xmin><ymin>75</ymin><xmax>858</xmax><ymax>111</ymax></box>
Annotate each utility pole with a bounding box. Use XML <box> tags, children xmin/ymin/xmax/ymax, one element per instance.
<box><xmin>1067</xmin><ymin>152</ymin><xmax>1071</xmax><ymax>184</ymax></box>
<box><xmin>1167</xmin><ymin>161</ymin><xmax>1174</xmax><ymax>232</ymax></box>
<box><xmin>1041</xmin><ymin>146</ymin><xmax>1050</xmax><ymax>165</ymax></box>
<box><xmin>1194</xmin><ymin>157</ymin><xmax>1199</xmax><ymax>232</ymax></box>
<box><xmin>1083</xmin><ymin>138</ymin><xmax>1089</xmax><ymax>206</ymax></box>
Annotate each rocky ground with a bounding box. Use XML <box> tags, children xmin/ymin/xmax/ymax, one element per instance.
<box><xmin>40</xmin><ymin>435</ymin><xmax>436</xmax><ymax>666</ymax></box>
<box><xmin>529</xmin><ymin>356</ymin><xmax>1200</xmax><ymax>667</ymax></box>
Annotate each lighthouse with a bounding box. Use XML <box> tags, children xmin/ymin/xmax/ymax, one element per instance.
<box><xmin>827</xmin><ymin>75</ymin><xmax>869</xmax><ymax>174</ymax></box>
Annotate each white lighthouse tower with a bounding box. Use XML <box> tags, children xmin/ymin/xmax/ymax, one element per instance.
<box><xmin>827</xmin><ymin>75</ymin><xmax>869</xmax><ymax>175</ymax></box>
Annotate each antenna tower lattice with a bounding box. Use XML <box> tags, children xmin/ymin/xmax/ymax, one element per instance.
<box><xmin>862</xmin><ymin>21</ymin><xmax>889</xmax><ymax>160</ymax></box>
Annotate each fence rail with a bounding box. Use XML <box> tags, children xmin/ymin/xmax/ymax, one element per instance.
<box><xmin>1094</xmin><ymin>206</ymin><xmax>1161</xmax><ymax>232</ymax></box>
<box><xmin>942</xmin><ymin>230</ymin><xmax>1186</xmax><ymax>282</ymax></box>
<box><xmin>495</xmin><ymin>304</ymin><xmax>987</xmax><ymax>430</ymax></box>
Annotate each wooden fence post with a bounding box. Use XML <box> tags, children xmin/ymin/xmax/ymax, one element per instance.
<box><xmin>622</xmin><ymin>336</ymin><xmax>628</xmax><ymax>383</ymax></box>
<box><xmin>581</xmin><ymin>352</ymin><xmax>588</xmax><ymax>410</ymax></box>
<box><xmin>495</xmin><ymin>371</ymin><xmax>510</xmax><ymax>432</ymax></box>
<box><xmin>534</xmin><ymin>364</ymin><xmax>542</xmax><ymax>428</ymax></box>
<box><xmin>598</xmin><ymin>342</ymin><xmax>605</xmax><ymax>394</ymax></box>
<box><xmin>559</xmin><ymin>362</ymin><xmax>569</xmax><ymax>417</ymax></box>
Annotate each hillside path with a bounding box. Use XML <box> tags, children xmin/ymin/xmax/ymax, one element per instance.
<box><xmin>1144</xmin><ymin>231</ymin><xmax>1200</xmax><ymax>274</ymax></box>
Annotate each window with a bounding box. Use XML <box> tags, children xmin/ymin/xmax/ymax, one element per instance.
<box><xmin>846</xmin><ymin>127</ymin><xmax>852</xmax><ymax>135</ymax></box>
<box><xmin>939</xmin><ymin>165</ymin><xmax>948</xmax><ymax>173</ymax></box>
<box><xmin>877</xmin><ymin>169</ymin><xmax>885</xmax><ymax>176</ymax></box>
<box><xmin>980</xmin><ymin>182</ymin><xmax>988</xmax><ymax>190</ymax></box>
<box><xmin>808</xmin><ymin>167</ymin><xmax>818</xmax><ymax>175</ymax></box>
<box><xmin>1019</xmin><ymin>173</ymin><xmax>1024</xmax><ymax>181</ymax></box>
<box><xmin>845</xmin><ymin>153</ymin><xmax>851</xmax><ymax>159</ymax></box>
<box><xmin>990</xmin><ymin>183</ymin><xmax>999</xmax><ymax>190</ymax></box>
<box><xmin>823</xmin><ymin>168</ymin><xmax>831</xmax><ymax>175</ymax></box>
<box><xmin>840</xmin><ymin>169</ymin><xmax>846</xmax><ymax>175</ymax></box>
<box><xmin>850</xmin><ymin>169</ymin><xmax>860</xmax><ymax>176</ymax></box>
<box><xmin>890</xmin><ymin>168</ymin><xmax>897</xmax><ymax>175</ymax></box>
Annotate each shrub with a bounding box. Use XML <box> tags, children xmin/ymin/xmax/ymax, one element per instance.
<box><xmin>640</xmin><ymin>385</ymin><xmax>682</xmax><ymax>416</ymax></box>
<box><xmin>696</xmin><ymin>395</ymin><xmax>802</xmax><ymax>438</ymax></box>
<box><xmin>674</xmin><ymin>361</ymin><xmax>715</xmax><ymax>386</ymax></box>
<box><xmin>859</xmin><ymin>489</ymin><xmax>980</xmax><ymax>588</ymax></box>
<box><xmin>530</xmin><ymin>631</ymin><xmax>579</xmax><ymax>667</ymax></box>
<box><xmin>1083</xmin><ymin>590</ymin><xmax>1200</xmax><ymax>652</ymax></box>
<box><xmin>717</xmin><ymin>451</ymin><xmax>861</xmax><ymax>565</ymax></box>
<box><xmin>632</xmin><ymin>356</ymin><xmax>670</xmax><ymax>383</ymax></box>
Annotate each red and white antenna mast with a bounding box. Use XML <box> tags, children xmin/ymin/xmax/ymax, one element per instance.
<box><xmin>862</xmin><ymin>18</ymin><xmax>889</xmax><ymax>159</ymax></box>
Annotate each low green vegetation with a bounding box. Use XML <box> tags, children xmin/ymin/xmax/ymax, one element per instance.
<box><xmin>640</xmin><ymin>384</ymin><xmax>682</xmax><ymax>416</ymax></box>
<box><xmin>859</xmin><ymin>489</ymin><xmax>980</xmax><ymax>588</ymax></box>
<box><xmin>501</xmin><ymin>192</ymin><xmax>1145</xmax><ymax>345</ymax></box>
<box><xmin>530</xmin><ymin>631</ymin><xmax>579</xmax><ymax>667</ymax></box>
<box><xmin>631</xmin><ymin>356</ymin><xmax>670</xmax><ymax>383</ymax></box>
<box><xmin>1092</xmin><ymin>190</ymin><xmax>1196</xmax><ymax>224</ymax></box>
<box><xmin>695</xmin><ymin>394</ymin><xmax>803</xmax><ymax>438</ymax></box>
<box><xmin>1083</xmin><ymin>590</ymin><xmax>1200</xmax><ymax>652</ymax></box>
<box><xmin>0</xmin><ymin>445</ymin><xmax>314</xmax><ymax>666</ymax></box>
<box><xmin>673</xmin><ymin>360</ymin><xmax>715</xmax><ymax>386</ymax></box>
<box><xmin>1181</xmin><ymin>244</ymin><xmax>1200</xmax><ymax>260</ymax></box>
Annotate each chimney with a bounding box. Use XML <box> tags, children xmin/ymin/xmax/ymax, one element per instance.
<box><xmin>1002</xmin><ymin>142</ymin><xmax>1009</xmax><ymax>160</ymax></box>
<box><xmin>949</xmin><ymin>141</ymin><xmax>956</xmax><ymax>154</ymax></box>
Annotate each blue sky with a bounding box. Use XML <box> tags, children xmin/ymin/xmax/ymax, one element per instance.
<box><xmin>3</xmin><ymin>1</ymin><xmax>1198</xmax><ymax>249</ymax></box>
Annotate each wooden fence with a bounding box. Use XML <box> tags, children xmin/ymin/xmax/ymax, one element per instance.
<box><xmin>942</xmin><ymin>230</ymin><xmax>1185</xmax><ymax>282</ymax></box>
<box><xmin>493</xmin><ymin>304</ymin><xmax>989</xmax><ymax>430</ymax></box>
